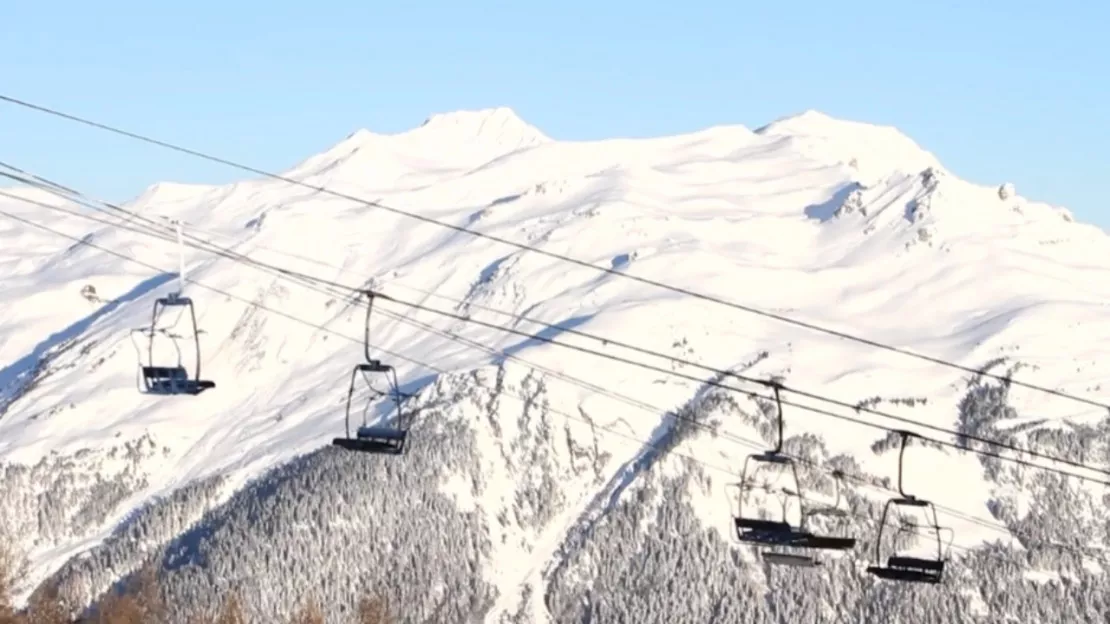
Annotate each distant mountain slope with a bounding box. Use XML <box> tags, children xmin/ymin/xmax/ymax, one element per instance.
<box><xmin>1</xmin><ymin>107</ymin><xmax>1109</xmax><ymax>622</ymax></box>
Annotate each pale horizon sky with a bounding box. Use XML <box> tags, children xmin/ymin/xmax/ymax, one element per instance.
<box><xmin>2</xmin><ymin>1</ymin><xmax>1106</xmax><ymax>227</ymax></box>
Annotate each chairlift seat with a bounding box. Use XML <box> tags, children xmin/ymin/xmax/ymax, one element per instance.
<box><xmin>796</xmin><ymin>534</ymin><xmax>857</xmax><ymax>550</ymax></box>
<box><xmin>762</xmin><ymin>551</ymin><xmax>820</xmax><ymax>567</ymax></box>
<box><xmin>867</xmin><ymin>556</ymin><xmax>944</xmax><ymax>584</ymax></box>
<box><xmin>888</xmin><ymin>556</ymin><xmax>944</xmax><ymax>572</ymax></box>
<box><xmin>146</xmin><ymin>379</ymin><xmax>215</xmax><ymax>395</ymax></box>
<box><xmin>141</xmin><ymin>365</ymin><xmax>215</xmax><ymax>395</ymax></box>
<box><xmin>357</xmin><ymin>425</ymin><xmax>406</xmax><ymax>441</ymax></box>
<box><xmin>735</xmin><ymin>518</ymin><xmax>807</xmax><ymax>545</ymax></box>
<box><xmin>332</xmin><ymin>433</ymin><xmax>406</xmax><ymax>455</ymax></box>
<box><xmin>332</xmin><ymin>425</ymin><xmax>407</xmax><ymax>454</ymax></box>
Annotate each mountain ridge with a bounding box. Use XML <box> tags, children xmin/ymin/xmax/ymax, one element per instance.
<box><xmin>2</xmin><ymin>107</ymin><xmax>1109</xmax><ymax>622</ymax></box>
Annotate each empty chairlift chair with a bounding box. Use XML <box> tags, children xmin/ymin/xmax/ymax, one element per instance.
<box><xmin>866</xmin><ymin>430</ymin><xmax>953</xmax><ymax>584</ymax></box>
<box><xmin>331</xmin><ymin>291</ymin><xmax>410</xmax><ymax>455</ymax></box>
<box><xmin>727</xmin><ymin>383</ymin><xmax>857</xmax><ymax>567</ymax></box>
<box><xmin>332</xmin><ymin>359</ymin><xmax>408</xmax><ymax>454</ymax></box>
<box><xmin>139</xmin><ymin>293</ymin><xmax>216</xmax><ymax>396</ymax></box>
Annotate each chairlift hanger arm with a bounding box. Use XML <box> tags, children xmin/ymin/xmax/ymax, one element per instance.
<box><xmin>937</xmin><ymin>525</ymin><xmax>956</xmax><ymax>560</ymax></box>
<box><xmin>362</xmin><ymin>290</ymin><xmax>382</xmax><ymax>365</ymax></box>
<box><xmin>770</xmin><ymin>384</ymin><xmax>784</xmax><ymax>455</ymax></box>
<box><xmin>895</xmin><ymin>430</ymin><xmax>917</xmax><ymax>500</ymax></box>
<box><xmin>173</xmin><ymin>218</ymin><xmax>186</xmax><ymax>298</ymax></box>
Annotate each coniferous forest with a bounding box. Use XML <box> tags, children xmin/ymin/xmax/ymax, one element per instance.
<box><xmin>3</xmin><ymin>360</ymin><xmax>1110</xmax><ymax>623</ymax></box>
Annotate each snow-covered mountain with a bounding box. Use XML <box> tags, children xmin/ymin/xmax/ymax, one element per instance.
<box><xmin>2</xmin><ymin>107</ymin><xmax>1110</xmax><ymax>623</ymax></box>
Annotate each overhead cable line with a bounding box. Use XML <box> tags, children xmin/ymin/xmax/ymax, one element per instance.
<box><xmin>0</xmin><ymin>206</ymin><xmax>1001</xmax><ymax>559</ymax></box>
<box><xmin>1</xmin><ymin>169</ymin><xmax>1105</xmax><ymax>482</ymax></box>
<box><xmin>0</xmin><ymin>206</ymin><xmax>421</xmax><ymax>371</ymax></box>
<box><xmin>0</xmin><ymin>202</ymin><xmax>858</xmax><ymax>509</ymax></box>
<box><xmin>375</xmin><ymin>293</ymin><xmax>1110</xmax><ymax>485</ymax></box>
<box><xmin>4</xmin><ymin>175</ymin><xmax>1110</xmax><ymax>489</ymax></box>
<box><xmin>2</xmin><ymin>93</ymin><xmax>1107</xmax><ymax>413</ymax></box>
<box><xmin>3</xmin><ymin>191</ymin><xmax>1109</xmax><ymax>492</ymax></box>
<box><xmin>1</xmin><ymin>200</ymin><xmax>1100</xmax><ymax>558</ymax></box>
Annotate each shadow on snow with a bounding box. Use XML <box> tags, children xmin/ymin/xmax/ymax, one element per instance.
<box><xmin>0</xmin><ymin>272</ymin><xmax>178</xmax><ymax>415</ymax></box>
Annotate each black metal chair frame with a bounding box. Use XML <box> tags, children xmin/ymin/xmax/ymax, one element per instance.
<box><xmin>332</xmin><ymin>292</ymin><xmax>409</xmax><ymax>455</ymax></box>
<box><xmin>139</xmin><ymin>293</ymin><xmax>215</xmax><ymax>396</ymax></box>
<box><xmin>866</xmin><ymin>430</ymin><xmax>953</xmax><ymax>584</ymax></box>
<box><xmin>729</xmin><ymin>383</ymin><xmax>857</xmax><ymax>566</ymax></box>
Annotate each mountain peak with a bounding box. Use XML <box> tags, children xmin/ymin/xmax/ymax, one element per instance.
<box><xmin>762</xmin><ymin>108</ymin><xmax>837</xmax><ymax>128</ymax></box>
<box><xmin>5</xmin><ymin>104</ymin><xmax>1109</xmax><ymax>620</ymax></box>
<box><xmin>286</xmin><ymin>107</ymin><xmax>550</xmax><ymax>182</ymax></box>
<box><xmin>412</xmin><ymin>106</ymin><xmax>550</xmax><ymax>148</ymax></box>
<box><xmin>756</xmin><ymin>108</ymin><xmax>884</xmax><ymax>135</ymax></box>
<box><xmin>420</xmin><ymin>106</ymin><xmax>523</xmax><ymax>128</ymax></box>
<box><xmin>756</xmin><ymin>109</ymin><xmax>944</xmax><ymax>181</ymax></box>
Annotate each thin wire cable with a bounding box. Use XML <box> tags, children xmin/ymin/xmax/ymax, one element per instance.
<box><xmin>2</xmin><ymin>93</ymin><xmax>1108</xmax><ymax>413</ymax></box>
<box><xmin>378</xmin><ymin>293</ymin><xmax>1110</xmax><ymax>483</ymax></box>
<box><xmin>0</xmin><ymin>202</ymin><xmax>856</xmax><ymax>513</ymax></box>
<box><xmin>0</xmin><ymin>206</ymin><xmax>984</xmax><ymax>561</ymax></box>
<box><xmin>23</xmin><ymin>172</ymin><xmax>1103</xmax><ymax>493</ymax></box>
<box><xmin>3</xmin><ymin>202</ymin><xmax>1100</xmax><ymax>559</ymax></box>
<box><xmin>3</xmin><ymin>172</ymin><xmax>1105</xmax><ymax>554</ymax></box>
<box><xmin>4</xmin><ymin>183</ymin><xmax>1110</xmax><ymax>488</ymax></box>
<box><xmin>364</xmin><ymin>309</ymin><xmax>983</xmax><ymax>561</ymax></box>
<box><xmin>4</xmin><ymin>176</ymin><xmax>1107</xmax><ymax>485</ymax></box>
<box><xmin>0</xmin><ymin>207</ymin><xmax>428</xmax><ymax>372</ymax></box>
<box><xmin>372</xmin><ymin>302</ymin><xmax>1105</xmax><ymax>556</ymax></box>
<box><xmin>0</xmin><ymin>210</ymin><xmax>1064</xmax><ymax>563</ymax></box>
<box><xmin>6</xmin><ymin>180</ymin><xmax>1110</xmax><ymax>572</ymax></box>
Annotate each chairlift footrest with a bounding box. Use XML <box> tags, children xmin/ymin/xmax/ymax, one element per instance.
<box><xmin>762</xmin><ymin>552</ymin><xmax>820</xmax><ymax>567</ymax></box>
<box><xmin>333</xmin><ymin>437</ymin><xmax>405</xmax><ymax>455</ymax></box>
<box><xmin>887</xmin><ymin>556</ymin><xmax>945</xmax><ymax>572</ymax></box>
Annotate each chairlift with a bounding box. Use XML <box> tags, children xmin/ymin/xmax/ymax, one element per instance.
<box><xmin>332</xmin><ymin>291</ymin><xmax>409</xmax><ymax>455</ymax></box>
<box><xmin>138</xmin><ymin>293</ymin><xmax>216</xmax><ymax>395</ymax></box>
<box><xmin>136</xmin><ymin>221</ymin><xmax>215</xmax><ymax>396</ymax></box>
<box><xmin>728</xmin><ymin>383</ymin><xmax>857</xmax><ymax>567</ymax></box>
<box><xmin>866</xmin><ymin>430</ymin><xmax>953</xmax><ymax>584</ymax></box>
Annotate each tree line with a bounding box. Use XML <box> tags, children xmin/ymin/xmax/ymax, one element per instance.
<box><xmin>0</xmin><ymin>543</ymin><xmax>391</xmax><ymax>624</ymax></box>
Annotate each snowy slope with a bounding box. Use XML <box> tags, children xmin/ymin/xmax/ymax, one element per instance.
<box><xmin>2</xmin><ymin>107</ymin><xmax>1110</xmax><ymax>620</ymax></box>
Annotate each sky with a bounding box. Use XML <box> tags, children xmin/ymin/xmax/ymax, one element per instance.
<box><xmin>1</xmin><ymin>1</ymin><xmax>1107</xmax><ymax>227</ymax></box>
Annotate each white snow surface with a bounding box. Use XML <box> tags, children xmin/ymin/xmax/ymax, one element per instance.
<box><xmin>2</xmin><ymin>107</ymin><xmax>1110</xmax><ymax>612</ymax></box>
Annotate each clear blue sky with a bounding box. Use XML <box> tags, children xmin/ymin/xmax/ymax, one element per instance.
<box><xmin>2</xmin><ymin>1</ymin><xmax>1106</xmax><ymax>227</ymax></box>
